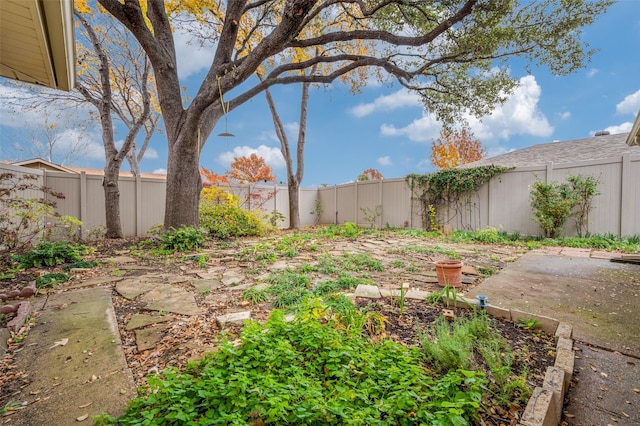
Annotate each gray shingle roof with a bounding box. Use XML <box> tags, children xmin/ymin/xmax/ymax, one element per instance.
<box><xmin>462</xmin><ymin>132</ymin><xmax>639</xmax><ymax>168</ymax></box>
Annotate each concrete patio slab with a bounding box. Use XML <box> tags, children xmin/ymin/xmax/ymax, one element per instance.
<box><xmin>8</xmin><ymin>288</ymin><xmax>135</xmax><ymax>426</ymax></box>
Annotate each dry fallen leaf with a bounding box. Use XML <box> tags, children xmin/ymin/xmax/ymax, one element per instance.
<box><xmin>600</xmin><ymin>372</ymin><xmax>608</xmax><ymax>378</ymax></box>
<box><xmin>633</xmin><ymin>388</ymin><xmax>640</xmax><ymax>393</ymax></box>
<box><xmin>622</xmin><ymin>412</ymin><xmax>630</xmax><ymax>418</ymax></box>
<box><xmin>590</xmin><ymin>364</ymin><xmax>598</xmax><ymax>372</ymax></box>
<box><xmin>76</xmin><ymin>414</ymin><xmax>89</xmax><ymax>421</ymax></box>
<box><xmin>49</xmin><ymin>338</ymin><xmax>69</xmax><ymax>349</ymax></box>
<box><xmin>78</xmin><ymin>402</ymin><xmax>93</xmax><ymax>408</ymax></box>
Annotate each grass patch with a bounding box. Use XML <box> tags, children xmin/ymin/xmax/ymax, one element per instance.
<box><xmin>317</xmin><ymin>252</ymin><xmax>384</xmax><ymax>274</ymax></box>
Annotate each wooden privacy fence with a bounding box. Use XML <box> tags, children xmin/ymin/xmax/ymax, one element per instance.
<box><xmin>2</xmin><ymin>152</ymin><xmax>639</xmax><ymax>238</ymax></box>
<box><xmin>319</xmin><ymin>153</ymin><xmax>640</xmax><ymax>236</ymax></box>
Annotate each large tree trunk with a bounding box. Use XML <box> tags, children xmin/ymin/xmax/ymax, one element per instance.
<box><xmin>164</xmin><ymin>138</ymin><xmax>202</xmax><ymax>229</ymax></box>
<box><xmin>103</xmin><ymin>162</ymin><xmax>123</xmax><ymax>238</ymax></box>
<box><xmin>288</xmin><ymin>180</ymin><xmax>300</xmax><ymax>230</ymax></box>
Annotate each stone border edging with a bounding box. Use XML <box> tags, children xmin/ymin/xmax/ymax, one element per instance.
<box><xmin>352</xmin><ymin>284</ymin><xmax>574</xmax><ymax>426</ymax></box>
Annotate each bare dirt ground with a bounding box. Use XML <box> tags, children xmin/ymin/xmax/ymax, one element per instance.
<box><xmin>2</xmin><ymin>231</ymin><xmax>557</xmax><ymax>424</ymax></box>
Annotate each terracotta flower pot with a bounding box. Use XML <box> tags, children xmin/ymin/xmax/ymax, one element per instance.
<box><xmin>434</xmin><ymin>259</ymin><xmax>463</xmax><ymax>287</ymax></box>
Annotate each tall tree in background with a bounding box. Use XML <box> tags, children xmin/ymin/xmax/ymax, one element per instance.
<box><xmin>74</xmin><ymin>5</ymin><xmax>159</xmax><ymax>238</ymax></box>
<box><xmin>200</xmin><ymin>167</ymin><xmax>228</xmax><ymax>187</ymax></box>
<box><xmin>2</xmin><ymin>4</ymin><xmax>161</xmax><ymax>238</ymax></box>
<box><xmin>262</xmin><ymin>70</ymin><xmax>314</xmax><ymax>230</ymax></box>
<box><xmin>358</xmin><ymin>169</ymin><xmax>384</xmax><ymax>181</ymax></box>
<box><xmin>225</xmin><ymin>154</ymin><xmax>276</xmax><ymax>184</ymax></box>
<box><xmin>431</xmin><ymin>127</ymin><xmax>486</xmax><ymax>169</ymax></box>
<box><xmin>97</xmin><ymin>0</ymin><xmax>612</xmax><ymax>230</ymax></box>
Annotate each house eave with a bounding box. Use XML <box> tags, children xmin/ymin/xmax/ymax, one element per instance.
<box><xmin>0</xmin><ymin>0</ymin><xmax>75</xmax><ymax>91</ymax></box>
<box><xmin>626</xmin><ymin>110</ymin><xmax>640</xmax><ymax>147</ymax></box>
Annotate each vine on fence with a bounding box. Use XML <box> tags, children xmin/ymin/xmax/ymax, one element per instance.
<box><xmin>406</xmin><ymin>166</ymin><xmax>510</xmax><ymax>230</ymax></box>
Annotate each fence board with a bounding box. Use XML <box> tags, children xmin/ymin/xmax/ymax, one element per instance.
<box><xmin>2</xmin><ymin>152</ymin><xmax>639</xmax><ymax>239</ymax></box>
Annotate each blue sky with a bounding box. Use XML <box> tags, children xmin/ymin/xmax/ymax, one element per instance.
<box><xmin>1</xmin><ymin>1</ymin><xmax>640</xmax><ymax>187</ymax></box>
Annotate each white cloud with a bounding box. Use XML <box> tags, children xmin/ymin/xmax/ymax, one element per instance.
<box><xmin>377</xmin><ymin>156</ymin><xmax>392</xmax><ymax>166</ymax></box>
<box><xmin>349</xmin><ymin>89</ymin><xmax>421</xmax><ymax>118</ymax></box>
<box><xmin>616</xmin><ymin>89</ymin><xmax>640</xmax><ymax>115</ymax></box>
<box><xmin>257</xmin><ymin>122</ymin><xmax>299</xmax><ymax>143</ymax></box>
<box><xmin>380</xmin><ymin>75</ymin><xmax>553</xmax><ymax>144</ymax></box>
<box><xmin>218</xmin><ymin>145</ymin><xmax>285</xmax><ymax>170</ymax></box>
<box><xmin>173</xmin><ymin>22</ymin><xmax>216</xmax><ymax>80</ymax></box>
<box><xmin>587</xmin><ymin>68</ymin><xmax>599</xmax><ymax>78</ymax></box>
<box><xmin>559</xmin><ymin>111</ymin><xmax>571</xmax><ymax>120</ymax></box>
<box><xmin>56</xmin><ymin>128</ymin><xmax>104</xmax><ymax>161</ymax></box>
<box><xmin>143</xmin><ymin>147</ymin><xmax>159</xmax><ymax>159</ymax></box>
<box><xmin>153</xmin><ymin>168</ymin><xmax>167</xmax><ymax>174</ymax></box>
<box><xmin>597</xmin><ymin>122</ymin><xmax>633</xmax><ymax>135</ymax></box>
<box><xmin>380</xmin><ymin>113</ymin><xmax>441</xmax><ymax>142</ymax></box>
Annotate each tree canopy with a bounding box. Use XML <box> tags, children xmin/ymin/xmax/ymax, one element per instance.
<box><xmin>225</xmin><ymin>154</ymin><xmax>276</xmax><ymax>184</ymax></box>
<box><xmin>97</xmin><ymin>0</ymin><xmax>613</xmax><ymax>229</ymax></box>
<box><xmin>431</xmin><ymin>127</ymin><xmax>486</xmax><ymax>169</ymax></box>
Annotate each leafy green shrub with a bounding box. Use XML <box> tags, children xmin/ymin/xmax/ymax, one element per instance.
<box><xmin>567</xmin><ymin>174</ymin><xmax>600</xmax><ymax>237</ymax></box>
<box><xmin>160</xmin><ymin>226</ymin><xmax>206</xmax><ymax>252</ymax></box>
<box><xmin>13</xmin><ymin>241</ymin><xmax>85</xmax><ymax>268</ymax></box>
<box><xmin>530</xmin><ymin>180</ymin><xmax>576</xmax><ymax>238</ymax></box>
<box><xmin>98</xmin><ymin>300</ymin><xmax>484</xmax><ymax>425</ymax></box>
<box><xmin>199</xmin><ymin>190</ymin><xmax>268</xmax><ymax>239</ymax></box>
<box><xmin>36</xmin><ymin>273</ymin><xmax>70</xmax><ymax>288</ymax></box>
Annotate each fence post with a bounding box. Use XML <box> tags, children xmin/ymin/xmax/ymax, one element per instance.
<box><xmin>620</xmin><ymin>153</ymin><xmax>632</xmax><ymax>236</ymax></box>
<box><xmin>545</xmin><ymin>161</ymin><xmax>554</xmax><ymax>183</ymax></box>
<box><xmin>334</xmin><ymin>185</ymin><xmax>338</xmax><ymax>224</ymax></box>
<box><xmin>354</xmin><ymin>181</ymin><xmax>358</xmax><ymax>225</ymax></box>
<box><xmin>379</xmin><ymin>179</ymin><xmax>383</xmax><ymax>228</ymax></box>
<box><xmin>79</xmin><ymin>171</ymin><xmax>87</xmax><ymax>239</ymax></box>
<box><xmin>136</xmin><ymin>175</ymin><xmax>143</xmax><ymax>237</ymax></box>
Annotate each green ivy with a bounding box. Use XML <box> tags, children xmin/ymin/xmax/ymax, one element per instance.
<box><xmin>406</xmin><ymin>166</ymin><xmax>510</xmax><ymax>230</ymax></box>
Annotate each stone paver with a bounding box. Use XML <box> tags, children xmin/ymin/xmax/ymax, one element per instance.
<box><xmin>221</xmin><ymin>269</ymin><xmax>244</xmax><ymax>287</ymax></box>
<box><xmin>353</xmin><ymin>284</ymin><xmax>381</xmax><ymax>298</ymax></box>
<box><xmin>141</xmin><ymin>284</ymin><xmax>202</xmax><ymax>316</ymax></box>
<box><xmin>67</xmin><ymin>275</ymin><xmax>123</xmax><ymax>289</ymax></box>
<box><xmin>126</xmin><ymin>313</ymin><xmax>172</xmax><ymax>331</ymax></box>
<box><xmin>104</xmin><ymin>255</ymin><xmax>139</xmax><ymax>264</ymax></box>
<box><xmin>135</xmin><ymin>326</ymin><xmax>166</xmax><ymax>352</ymax></box>
<box><xmin>115</xmin><ymin>278</ymin><xmax>161</xmax><ymax>300</ymax></box>
<box><xmin>190</xmin><ymin>278</ymin><xmax>224</xmax><ymax>293</ymax></box>
<box><xmin>217</xmin><ymin>311</ymin><xmax>251</xmax><ymax>327</ymax></box>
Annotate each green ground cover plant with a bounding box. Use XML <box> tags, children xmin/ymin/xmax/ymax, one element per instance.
<box><xmin>160</xmin><ymin>226</ymin><xmax>207</xmax><ymax>252</ymax></box>
<box><xmin>97</xmin><ymin>299</ymin><xmax>485</xmax><ymax>426</ymax></box>
<box><xmin>316</xmin><ymin>252</ymin><xmax>384</xmax><ymax>274</ymax></box>
<box><xmin>12</xmin><ymin>241</ymin><xmax>86</xmax><ymax>268</ymax></box>
<box><xmin>35</xmin><ymin>273</ymin><xmax>71</xmax><ymax>289</ymax></box>
<box><xmin>391</xmin><ymin>244</ymin><xmax>460</xmax><ymax>259</ymax></box>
